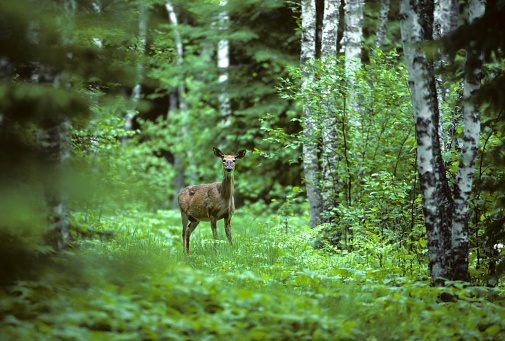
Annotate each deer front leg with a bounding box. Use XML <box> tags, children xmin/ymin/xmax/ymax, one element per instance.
<box><xmin>224</xmin><ymin>217</ymin><xmax>233</xmax><ymax>246</ymax></box>
<box><xmin>210</xmin><ymin>216</ymin><xmax>219</xmax><ymax>250</ymax></box>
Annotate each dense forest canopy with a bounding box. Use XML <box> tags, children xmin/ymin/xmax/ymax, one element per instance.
<box><xmin>1</xmin><ymin>0</ymin><xmax>505</xmax><ymax>339</ymax></box>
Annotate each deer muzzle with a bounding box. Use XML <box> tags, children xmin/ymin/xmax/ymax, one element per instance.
<box><xmin>226</xmin><ymin>160</ymin><xmax>233</xmax><ymax>172</ymax></box>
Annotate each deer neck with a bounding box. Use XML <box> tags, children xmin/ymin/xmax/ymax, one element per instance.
<box><xmin>220</xmin><ymin>171</ymin><xmax>234</xmax><ymax>200</ymax></box>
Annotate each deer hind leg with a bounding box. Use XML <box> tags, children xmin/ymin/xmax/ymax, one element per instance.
<box><xmin>185</xmin><ymin>219</ymin><xmax>200</xmax><ymax>254</ymax></box>
<box><xmin>224</xmin><ymin>217</ymin><xmax>233</xmax><ymax>247</ymax></box>
<box><xmin>181</xmin><ymin>212</ymin><xmax>189</xmax><ymax>254</ymax></box>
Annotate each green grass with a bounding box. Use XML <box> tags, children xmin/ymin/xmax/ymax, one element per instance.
<box><xmin>1</xmin><ymin>209</ymin><xmax>505</xmax><ymax>340</ymax></box>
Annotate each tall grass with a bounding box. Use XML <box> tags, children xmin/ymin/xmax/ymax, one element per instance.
<box><xmin>3</xmin><ymin>208</ymin><xmax>502</xmax><ymax>340</ymax></box>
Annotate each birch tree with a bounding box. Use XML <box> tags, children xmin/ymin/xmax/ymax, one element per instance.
<box><xmin>374</xmin><ymin>0</ymin><xmax>390</xmax><ymax>51</ymax></box>
<box><xmin>451</xmin><ymin>0</ymin><xmax>486</xmax><ymax>282</ymax></box>
<box><xmin>433</xmin><ymin>0</ymin><xmax>458</xmax><ymax>40</ymax></box>
<box><xmin>342</xmin><ymin>0</ymin><xmax>364</xmax><ymax>63</ymax></box>
<box><xmin>401</xmin><ymin>0</ymin><xmax>484</xmax><ymax>284</ymax></box>
<box><xmin>341</xmin><ymin>0</ymin><xmax>364</xmax><ymax>123</ymax></box>
<box><xmin>217</xmin><ymin>0</ymin><xmax>231</xmax><ymax>125</ymax></box>
<box><xmin>165</xmin><ymin>0</ymin><xmax>189</xmax><ymax>208</ymax></box>
<box><xmin>301</xmin><ymin>0</ymin><xmax>322</xmax><ymax>229</ymax></box>
<box><xmin>321</xmin><ymin>0</ymin><xmax>341</xmax><ymax>224</ymax></box>
<box><xmin>400</xmin><ymin>0</ymin><xmax>452</xmax><ymax>285</ymax></box>
<box><xmin>433</xmin><ymin>0</ymin><xmax>458</xmax><ymax>152</ymax></box>
<box><xmin>123</xmin><ymin>4</ymin><xmax>148</xmax><ymax>144</ymax></box>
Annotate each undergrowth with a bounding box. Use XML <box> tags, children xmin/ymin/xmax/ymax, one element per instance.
<box><xmin>1</xmin><ymin>209</ymin><xmax>505</xmax><ymax>340</ymax></box>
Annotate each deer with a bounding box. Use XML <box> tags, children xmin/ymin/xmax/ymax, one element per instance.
<box><xmin>178</xmin><ymin>147</ymin><xmax>246</xmax><ymax>254</ymax></box>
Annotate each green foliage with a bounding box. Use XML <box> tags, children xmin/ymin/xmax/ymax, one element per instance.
<box><xmin>467</xmin><ymin>114</ymin><xmax>505</xmax><ymax>286</ymax></box>
<box><xmin>0</xmin><ymin>0</ymin><xmax>161</xmax><ymax>282</ymax></box>
<box><xmin>260</xmin><ymin>49</ymin><xmax>421</xmax><ymax>249</ymax></box>
<box><xmin>2</xmin><ymin>1</ymin><xmax>505</xmax><ymax>339</ymax></box>
<box><xmin>433</xmin><ymin>25</ymin><xmax>505</xmax><ymax>286</ymax></box>
<box><xmin>2</xmin><ymin>209</ymin><xmax>505</xmax><ymax>340</ymax></box>
<box><xmin>141</xmin><ymin>0</ymin><xmax>302</xmax><ymax>211</ymax></box>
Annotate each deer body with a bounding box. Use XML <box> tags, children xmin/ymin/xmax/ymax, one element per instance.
<box><xmin>178</xmin><ymin>147</ymin><xmax>246</xmax><ymax>254</ymax></box>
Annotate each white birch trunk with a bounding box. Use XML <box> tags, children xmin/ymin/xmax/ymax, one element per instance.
<box><xmin>321</xmin><ymin>0</ymin><xmax>341</xmax><ymax>224</ymax></box>
<box><xmin>123</xmin><ymin>5</ymin><xmax>147</xmax><ymax>144</ymax></box>
<box><xmin>321</xmin><ymin>0</ymin><xmax>340</xmax><ymax>57</ymax></box>
<box><xmin>342</xmin><ymin>0</ymin><xmax>363</xmax><ymax>62</ymax></box>
<box><xmin>433</xmin><ymin>0</ymin><xmax>458</xmax><ymax>39</ymax></box>
<box><xmin>451</xmin><ymin>0</ymin><xmax>485</xmax><ymax>282</ymax></box>
<box><xmin>301</xmin><ymin>0</ymin><xmax>322</xmax><ymax>229</ymax></box>
<box><xmin>374</xmin><ymin>0</ymin><xmax>390</xmax><ymax>51</ymax></box>
<box><xmin>165</xmin><ymin>1</ymin><xmax>184</xmax><ymax>103</ymax></box>
<box><xmin>342</xmin><ymin>0</ymin><xmax>364</xmax><ymax>121</ymax></box>
<box><xmin>400</xmin><ymin>0</ymin><xmax>452</xmax><ymax>285</ymax></box>
<box><xmin>165</xmin><ymin>0</ymin><xmax>191</xmax><ymax>209</ymax></box>
<box><xmin>433</xmin><ymin>0</ymin><xmax>458</xmax><ymax>152</ymax></box>
<box><xmin>217</xmin><ymin>0</ymin><xmax>231</xmax><ymax>126</ymax></box>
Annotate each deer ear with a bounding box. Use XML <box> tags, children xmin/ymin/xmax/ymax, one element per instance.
<box><xmin>235</xmin><ymin>149</ymin><xmax>246</xmax><ymax>159</ymax></box>
<box><xmin>213</xmin><ymin>147</ymin><xmax>224</xmax><ymax>158</ymax></box>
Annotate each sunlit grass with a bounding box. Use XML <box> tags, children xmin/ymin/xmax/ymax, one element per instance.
<box><xmin>3</xmin><ymin>208</ymin><xmax>505</xmax><ymax>340</ymax></box>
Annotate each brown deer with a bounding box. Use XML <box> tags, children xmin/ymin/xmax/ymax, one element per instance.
<box><xmin>178</xmin><ymin>147</ymin><xmax>246</xmax><ymax>254</ymax></box>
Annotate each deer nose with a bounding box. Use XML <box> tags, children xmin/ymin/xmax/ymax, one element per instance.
<box><xmin>226</xmin><ymin>161</ymin><xmax>233</xmax><ymax>171</ymax></box>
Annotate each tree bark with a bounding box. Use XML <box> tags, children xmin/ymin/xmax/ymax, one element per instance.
<box><xmin>165</xmin><ymin>0</ymin><xmax>188</xmax><ymax>209</ymax></box>
<box><xmin>451</xmin><ymin>0</ymin><xmax>485</xmax><ymax>282</ymax></box>
<box><xmin>342</xmin><ymin>0</ymin><xmax>364</xmax><ymax>63</ymax></box>
<box><xmin>301</xmin><ymin>0</ymin><xmax>323</xmax><ymax>229</ymax></box>
<box><xmin>217</xmin><ymin>0</ymin><xmax>231</xmax><ymax>126</ymax></box>
<box><xmin>342</xmin><ymin>0</ymin><xmax>364</xmax><ymax>120</ymax></box>
<box><xmin>123</xmin><ymin>4</ymin><xmax>147</xmax><ymax>144</ymax></box>
<box><xmin>374</xmin><ymin>0</ymin><xmax>390</xmax><ymax>50</ymax></box>
<box><xmin>433</xmin><ymin>0</ymin><xmax>458</xmax><ymax>39</ymax></box>
<box><xmin>433</xmin><ymin>0</ymin><xmax>458</xmax><ymax>153</ymax></box>
<box><xmin>321</xmin><ymin>0</ymin><xmax>341</xmax><ymax>224</ymax></box>
<box><xmin>321</xmin><ymin>0</ymin><xmax>340</xmax><ymax>57</ymax></box>
<box><xmin>400</xmin><ymin>0</ymin><xmax>453</xmax><ymax>286</ymax></box>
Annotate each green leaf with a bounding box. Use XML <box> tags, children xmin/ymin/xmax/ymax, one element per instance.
<box><xmin>442</xmin><ymin>151</ymin><xmax>452</xmax><ymax>162</ymax></box>
<box><xmin>485</xmin><ymin>325</ymin><xmax>501</xmax><ymax>336</ymax></box>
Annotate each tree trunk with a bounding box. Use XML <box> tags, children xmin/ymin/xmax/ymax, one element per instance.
<box><xmin>41</xmin><ymin>122</ymin><xmax>71</xmax><ymax>251</ymax></box>
<box><xmin>321</xmin><ymin>0</ymin><xmax>340</xmax><ymax>57</ymax></box>
<box><xmin>374</xmin><ymin>0</ymin><xmax>390</xmax><ymax>50</ymax></box>
<box><xmin>217</xmin><ymin>0</ymin><xmax>231</xmax><ymax>126</ymax></box>
<box><xmin>165</xmin><ymin>0</ymin><xmax>189</xmax><ymax>209</ymax></box>
<box><xmin>342</xmin><ymin>0</ymin><xmax>364</xmax><ymax>121</ymax></box>
<box><xmin>321</xmin><ymin>0</ymin><xmax>341</xmax><ymax>224</ymax></box>
<box><xmin>433</xmin><ymin>0</ymin><xmax>458</xmax><ymax>153</ymax></box>
<box><xmin>433</xmin><ymin>0</ymin><xmax>458</xmax><ymax>39</ymax></box>
<box><xmin>42</xmin><ymin>0</ymin><xmax>76</xmax><ymax>251</ymax></box>
<box><xmin>451</xmin><ymin>0</ymin><xmax>485</xmax><ymax>282</ymax></box>
<box><xmin>342</xmin><ymin>0</ymin><xmax>363</xmax><ymax>62</ymax></box>
<box><xmin>123</xmin><ymin>4</ymin><xmax>147</xmax><ymax>144</ymax></box>
<box><xmin>301</xmin><ymin>0</ymin><xmax>323</xmax><ymax>229</ymax></box>
<box><xmin>400</xmin><ymin>0</ymin><xmax>453</xmax><ymax>286</ymax></box>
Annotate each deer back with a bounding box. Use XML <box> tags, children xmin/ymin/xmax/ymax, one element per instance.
<box><xmin>178</xmin><ymin>181</ymin><xmax>235</xmax><ymax>222</ymax></box>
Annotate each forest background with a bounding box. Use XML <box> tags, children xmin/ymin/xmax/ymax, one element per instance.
<box><xmin>1</xmin><ymin>0</ymin><xmax>505</xmax><ymax>340</ymax></box>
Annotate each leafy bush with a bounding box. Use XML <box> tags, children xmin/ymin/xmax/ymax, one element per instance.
<box><xmin>260</xmin><ymin>49</ymin><xmax>421</xmax><ymax>249</ymax></box>
<box><xmin>2</xmin><ymin>209</ymin><xmax>505</xmax><ymax>340</ymax></box>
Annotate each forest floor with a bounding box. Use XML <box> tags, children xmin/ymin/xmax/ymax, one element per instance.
<box><xmin>1</xmin><ymin>209</ymin><xmax>505</xmax><ymax>340</ymax></box>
